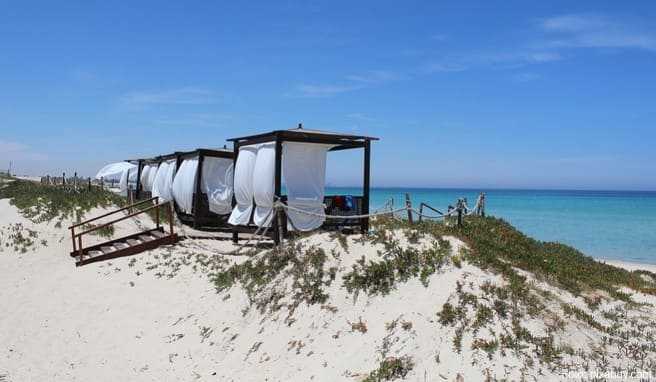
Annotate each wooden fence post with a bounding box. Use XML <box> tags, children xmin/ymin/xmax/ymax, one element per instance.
<box><xmin>405</xmin><ymin>193</ymin><xmax>413</xmax><ymax>224</ymax></box>
<box><xmin>62</xmin><ymin>172</ymin><xmax>66</xmax><ymax>186</ymax></box>
<box><xmin>88</xmin><ymin>177</ymin><xmax>91</xmax><ymax>191</ymax></box>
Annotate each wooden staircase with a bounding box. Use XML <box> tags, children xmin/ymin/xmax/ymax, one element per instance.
<box><xmin>68</xmin><ymin>197</ymin><xmax>180</xmax><ymax>266</ymax></box>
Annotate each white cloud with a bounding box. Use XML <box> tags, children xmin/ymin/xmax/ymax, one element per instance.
<box><xmin>155</xmin><ymin>113</ymin><xmax>233</xmax><ymax>127</ymax></box>
<box><xmin>527</xmin><ymin>52</ymin><xmax>562</xmax><ymax>62</ymax></box>
<box><xmin>295</xmin><ymin>70</ymin><xmax>399</xmax><ymax>97</ymax></box>
<box><xmin>345</xmin><ymin>70</ymin><xmax>400</xmax><ymax>84</ymax></box>
<box><xmin>512</xmin><ymin>72</ymin><xmax>541</xmax><ymax>82</ymax></box>
<box><xmin>296</xmin><ymin>83</ymin><xmax>363</xmax><ymax>97</ymax></box>
<box><xmin>541</xmin><ymin>14</ymin><xmax>608</xmax><ymax>32</ymax></box>
<box><xmin>421</xmin><ymin>62</ymin><xmax>468</xmax><ymax>73</ymax></box>
<box><xmin>119</xmin><ymin>87</ymin><xmax>220</xmax><ymax>107</ymax></box>
<box><xmin>539</xmin><ymin>14</ymin><xmax>656</xmax><ymax>51</ymax></box>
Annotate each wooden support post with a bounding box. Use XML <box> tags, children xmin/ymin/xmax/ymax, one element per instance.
<box><xmin>361</xmin><ymin>140</ymin><xmax>371</xmax><ymax>233</ymax></box>
<box><xmin>88</xmin><ymin>177</ymin><xmax>91</xmax><ymax>191</ymax></box>
<box><xmin>276</xmin><ymin>206</ymin><xmax>284</xmax><ymax>250</ymax></box>
<box><xmin>156</xmin><ymin>203</ymin><xmax>160</xmax><ymax>230</ymax></box>
<box><xmin>193</xmin><ymin>154</ymin><xmax>205</xmax><ymax>229</ymax></box>
<box><xmin>457</xmin><ymin>208</ymin><xmax>463</xmax><ymax>227</ymax></box>
<box><xmin>136</xmin><ymin>160</ymin><xmax>143</xmax><ymax>200</ymax></box>
<box><xmin>273</xmin><ymin>135</ymin><xmax>283</xmax><ymax>245</ymax></box>
<box><xmin>405</xmin><ymin>193</ymin><xmax>413</xmax><ymax>224</ymax></box>
<box><xmin>62</xmin><ymin>172</ymin><xmax>66</xmax><ymax>186</ymax></box>
<box><xmin>231</xmin><ymin>143</ymin><xmax>240</xmax><ymax>244</ymax></box>
<box><xmin>100</xmin><ymin>177</ymin><xmax>104</xmax><ymax>190</ymax></box>
<box><xmin>77</xmin><ymin>235</ymin><xmax>83</xmax><ymax>261</ymax></box>
<box><xmin>418</xmin><ymin>203</ymin><xmax>423</xmax><ymax>223</ymax></box>
<box><xmin>168</xmin><ymin>201</ymin><xmax>174</xmax><ymax>235</ymax></box>
<box><xmin>71</xmin><ymin>227</ymin><xmax>76</xmax><ymax>254</ymax></box>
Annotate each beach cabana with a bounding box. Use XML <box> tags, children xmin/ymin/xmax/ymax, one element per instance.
<box><xmin>130</xmin><ymin>157</ymin><xmax>161</xmax><ymax>200</ymax></box>
<box><xmin>227</xmin><ymin>125</ymin><xmax>377</xmax><ymax>242</ymax></box>
<box><xmin>132</xmin><ymin>153</ymin><xmax>179</xmax><ymax>201</ymax></box>
<box><xmin>171</xmin><ymin>148</ymin><xmax>235</xmax><ymax>229</ymax></box>
<box><xmin>96</xmin><ymin>161</ymin><xmax>137</xmax><ymax>196</ymax></box>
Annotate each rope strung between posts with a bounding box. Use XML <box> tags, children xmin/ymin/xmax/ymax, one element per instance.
<box><xmin>231</xmin><ymin>194</ymin><xmax>485</xmax><ymax>252</ymax></box>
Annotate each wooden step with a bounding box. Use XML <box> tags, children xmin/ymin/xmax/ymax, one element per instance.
<box><xmin>126</xmin><ymin>239</ymin><xmax>142</xmax><ymax>246</ymax></box>
<box><xmin>114</xmin><ymin>242</ymin><xmax>129</xmax><ymax>250</ymax></box>
<box><xmin>151</xmin><ymin>230</ymin><xmax>168</xmax><ymax>238</ymax></box>
<box><xmin>100</xmin><ymin>246</ymin><xmax>117</xmax><ymax>254</ymax></box>
<box><xmin>138</xmin><ymin>234</ymin><xmax>155</xmax><ymax>242</ymax></box>
<box><xmin>75</xmin><ymin>231</ymin><xmax>179</xmax><ymax>267</ymax></box>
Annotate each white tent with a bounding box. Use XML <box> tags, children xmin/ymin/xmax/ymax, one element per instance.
<box><xmin>172</xmin><ymin>155</ymin><xmax>234</xmax><ymax>216</ymax></box>
<box><xmin>96</xmin><ymin>162</ymin><xmax>137</xmax><ymax>196</ymax></box>
<box><xmin>227</xmin><ymin>127</ymin><xmax>376</xmax><ymax>236</ymax></box>
<box><xmin>95</xmin><ymin>162</ymin><xmax>136</xmax><ymax>180</ymax></box>
<box><xmin>228</xmin><ymin>142</ymin><xmax>331</xmax><ymax>231</ymax></box>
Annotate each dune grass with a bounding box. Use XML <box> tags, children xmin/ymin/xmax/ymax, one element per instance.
<box><xmin>374</xmin><ymin>215</ymin><xmax>656</xmax><ymax>302</ymax></box>
<box><xmin>0</xmin><ymin>178</ymin><xmax>124</xmax><ymax>226</ymax></box>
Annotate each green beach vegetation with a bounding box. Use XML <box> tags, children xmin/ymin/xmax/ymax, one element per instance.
<box><xmin>0</xmin><ymin>177</ymin><xmax>124</xmax><ymax>227</ymax></box>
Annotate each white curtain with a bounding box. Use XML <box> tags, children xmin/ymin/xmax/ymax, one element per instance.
<box><xmin>283</xmin><ymin>142</ymin><xmax>333</xmax><ymax>231</ymax></box>
<box><xmin>128</xmin><ymin>168</ymin><xmax>138</xmax><ymax>190</ymax></box>
<box><xmin>152</xmin><ymin>160</ymin><xmax>177</xmax><ymax>202</ymax></box>
<box><xmin>140</xmin><ymin>165</ymin><xmax>152</xmax><ymax>191</ymax></box>
<box><xmin>95</xmin><ymin>162</ymin><xmax>136</xmax><ymax>180</ymax></box>
<box><xmin>146</xmin><ymin>164</ymin><xmax>159</xmax><ymax>192</ymax></box>
<box><xmin>228</xmin><ymin>145</ymin><xmax>258</xmax><ymax>225</ymax></box>
<box><xmin>119</xmin><ymin>168</ymin><xmax>130</xmax><ymax>196</ymax></box>
<box><xmin>252</xmin><ymin>143</ymin><xmax>276</xmax><ymax>227</ymax></box>
<box><xmin>171</xmin><ymin>158</ymin><xmax>198</xmax><ymax>214</ymax></box>
<box><xmin>201</xmin><ymin>157</ymin><xmax>234</xmax><ymax>215</ymax></box>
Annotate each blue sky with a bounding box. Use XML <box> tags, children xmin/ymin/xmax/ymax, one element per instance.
<box><xmin>1</xmin><ymin>1</ymin><xmax>655</xmax><ymax>190</ymax></box>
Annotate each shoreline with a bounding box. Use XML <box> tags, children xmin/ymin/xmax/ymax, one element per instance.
<box><xmin>597</xmin><ymin>258</ymin><xmax>656</xmax><ymax>273</ymax></box>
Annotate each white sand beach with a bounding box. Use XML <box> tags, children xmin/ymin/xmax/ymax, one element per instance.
<box><xmin>2</xmin><ymin>194</ymin><xmax>656</xmax><ymax>381</ymax></box>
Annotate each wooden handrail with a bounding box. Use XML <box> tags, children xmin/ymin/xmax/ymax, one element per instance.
<box><xmin>68</xmin><ymin>196</ymin><xmax>158</xmax><ymax>229</ymax></box>
<box><xmin>74</xmin><ymin>201</ymin><xmax>168</xmax><ymax>237</ymax></box>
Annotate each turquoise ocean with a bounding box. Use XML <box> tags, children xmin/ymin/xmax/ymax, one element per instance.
<box><xmin>325</xmin><ymin>187</ymin><xmax>656</xmax><ymax>265</ymax></box>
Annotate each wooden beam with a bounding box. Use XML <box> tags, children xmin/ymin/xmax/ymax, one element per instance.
<box><xmin>232</xmin><ymin>142</ymin><xmax>240</xmax><ymax>244</ymax></box>
<box><xmin>405</xmin><ymin>193</ymin><xmax>413</xmax><ymax>224</ymax></box>
<box><xmin>362</xmin><ymin>140</ymin><xmax>371</xmax><ymax>233</ymax></box>
<box><xmin>273</xmin><ymin>134</ymin><xmax>283</xmax><ymax>245</ymax></box>
<box><xmin>193</xmin><ymin>153</ymin><xmax>205</xmax><ymax>229</ymax></box>
<box><xmin>135</xmin><ymin>159</ymin><xmax>143</xmax><ymax>199</ymax></box>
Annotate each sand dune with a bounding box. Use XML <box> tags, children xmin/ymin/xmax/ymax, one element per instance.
<box><xmin>2</xmin><ymin>196</ymin><xmax>656</xmax><ymax>381</ymax></box>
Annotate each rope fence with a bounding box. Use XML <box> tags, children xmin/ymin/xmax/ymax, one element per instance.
<box><xmin>233</xmin><ymin>192</ymin><xmax>487</xmax><ymax>252</ymax></box>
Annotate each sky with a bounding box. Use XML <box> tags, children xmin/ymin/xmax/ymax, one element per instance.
<box><xmin>1</xmin><ymin>0</ymin><xmax>655</xmax><ymax>190</ymax></box>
